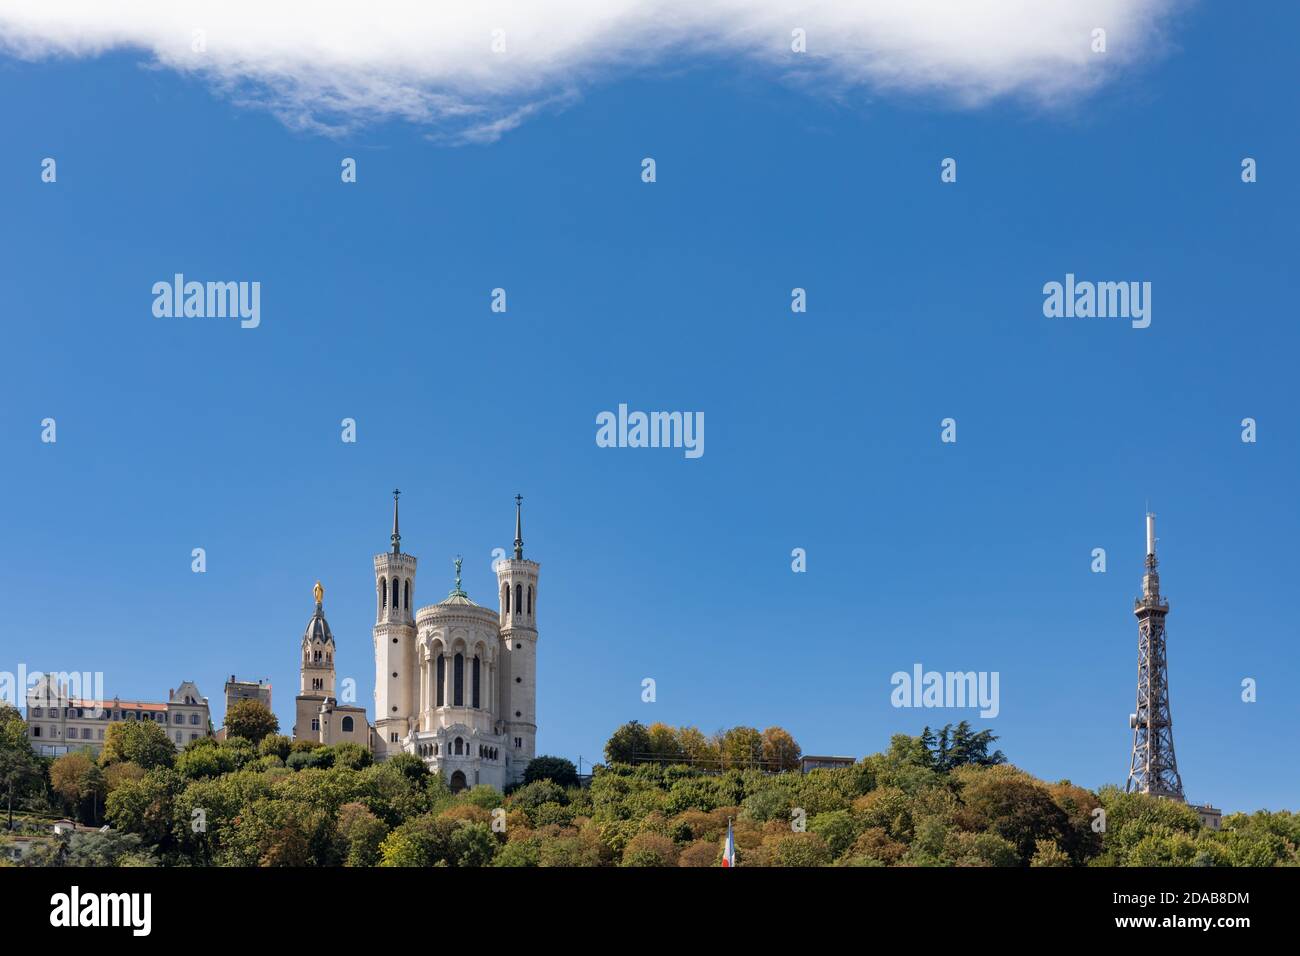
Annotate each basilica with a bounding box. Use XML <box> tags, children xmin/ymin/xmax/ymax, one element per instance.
<box><xmin>293</xmin><ymin>492</ymin><xmax>539</xmax><ymax>792</ymax></box>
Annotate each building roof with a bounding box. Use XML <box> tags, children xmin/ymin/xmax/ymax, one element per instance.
<box><xmin>303</xmin><ymin>603</ymin><xmax>334</xmax><ymax>644</ymax></box>
<box><xmin>68</xmin><ymin>699</ymin><xmax>167</xmax><ymax>712</ymax></box>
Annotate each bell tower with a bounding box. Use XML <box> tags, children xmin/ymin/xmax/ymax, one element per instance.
<box><xmin>374</xmin><ymin>489</ymin><xmax>418</xmax><ymax>755</ymax></box>
<box><xmin>495</xmin><ymin>494</ymin><xmax>540</xmax><ymax>783</ymax></box>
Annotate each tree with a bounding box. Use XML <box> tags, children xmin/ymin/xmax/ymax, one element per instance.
<box><xmin>223</xmin><ymin>699</ymin><xmax>279</xmax><ymax>745</ymax></box>
<box><xmin>331</xmin><ymin>742</ymin><xmax>372</xmax><ymax>771</ymax></box>
<box><xmin>676</xmin><ymin>726</ymin><xmax>720</xmax><ymax>770</ymax></box>
<box><xmin>48</xmin><ymin>752</ymin><xmax>106</xmax><ymax>824</ymax></box>
<box><xmin>0</xmin><ymin>705</ymin><xmax>41</xmax><ymax>830</ymax></box>
<box><xmin>646</xmin><ymin>723</ymin><xmax>686</xmax><ymax>764</ymax></box>
<box><xmin>761</xmin><ymin>727</ymin><xmax>802</xmax><ymax>772</ymax></box>
<box><xmin>604</xmin><ymin>721</ymin><xmax>651</xmax><ymax>765</ymax></box>
<box><xmin>104</xmin><ymin>769</ymin><xmax>182</xmax><ymax>849</ymax></box>
<box><xmin>767</xmin><ymin>832</ymin><xmax>832</xmax><ymax>867</ymax></box>
<box><xmin>336</xmin><ymin>802</ymin><xmax>389</xmax><ymax>866</ymax></box>
<box><xmin>378</xmin><ymin>814</ymin><xmax>456</xmax><ymax>867</ymax></box>
<box><xmin>258</xmin><ymin>734</ymin><xmax>292</xmax><ymax>761</ymax></box>
<box><xmin>718</xmin><ymin>727</ymin><xmax>764</xmax><ymax>770</ymax></box>
<box><xmin>523</xmin><ymin>756</ymin><xmax>578</xmax><ymax>789</ymax></box>
<box><xmin>621</xmin><ymin>832</ymin><xmax>679</xmax><ymax>866</ymax></box>
<box><xmin>99</xmin><ymin>720</ymin><xmax>175</xmax><ymax>771</ymax></box>
<box><xmin>924</xmin><ymin>722</ymin><xmax>1006</xmax><ymax>771</ymax></box>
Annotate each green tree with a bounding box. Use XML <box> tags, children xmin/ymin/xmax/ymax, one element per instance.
<box><xmin>604</xmin><ymin>721</ymin><xmax>652</xmax><ymax>765</ymax></box>
<box><xmin>449</xmin><ymin>822</ymin><xmax>498</xmax><ymax>866</ymax></box>
<box><xmin>379</xmin><ymin>814</ymin><xmax>456</xmax><ymax>867</ymax></box>
<box><xmin>258</xmin><ymin>734</ymin><xmax>292</xmax><ymax>761</ymax></box>
<box><xmin>223</xmin><ymin>699</ymin><xmax>279</xmax><ymax>745</ymax></box>
<box><xmin>523</xmin><ymin>756</ymin><xmax>578</xmax><ymax>788</ymax></box>
<box><xmin>0</xmin><ymin>705</ymin><xmax>42</xmax><ymax>830</ymax></box>
<box><xmin>105</xmin><ymin>769</ymin><xmax>182</xmax><ymax>850</ymax></box>
<box><xmin>768</xmin><ymin>832</ymin><xmax>832</xmax><ymax>867</ymax></box>
<box><xmin>336</xmin><ymin>802</ymin><xmax>388</xmax><ymax>866</ymax></box>
<box><xmin>100</xmin><ymin>720</ymin><xmax>175</xmax><ymax>771</ymax></box>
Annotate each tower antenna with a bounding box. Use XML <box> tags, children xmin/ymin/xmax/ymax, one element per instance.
<box><xmin>1126</xmin><ymin>511</ymin><xmax>1185</xmax><ymax>801</ymax></box>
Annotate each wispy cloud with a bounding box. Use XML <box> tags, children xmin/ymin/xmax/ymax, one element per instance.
<box><xmin>0</xmin><ymin>1</ymin><xmax>1182</xmax><ymax>141</ymax></box>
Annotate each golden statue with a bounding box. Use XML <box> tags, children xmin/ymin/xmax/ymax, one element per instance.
<box><xmin>313</xmin><ymin>580</ymin><xmax>324</xmax><ymax>605</ymax></box>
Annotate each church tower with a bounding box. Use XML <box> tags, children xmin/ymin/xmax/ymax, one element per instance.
<box><xmin>373</xmin><ymin>489</ymin><xmax>418</xmax><ymax>754</ymax></box>
<box><xmin>495</xmin><ymin>495</ymin><xmax>540</xmax><ymax>781</ymax></box>
<box><xmin>293</xmin><ymin>581</ymin><xmax>335</xmax><ymax>740</ymax></box>
<box><xmin>299</xmin><ymin>580</ymin><xmax>336</xmax><ymax>698</ymax></box>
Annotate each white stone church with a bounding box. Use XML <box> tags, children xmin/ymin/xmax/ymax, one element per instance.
<box><xmin>366</xmin><ymin>492</ymin><xmax>540</xmax><ymax>791</ymax></box>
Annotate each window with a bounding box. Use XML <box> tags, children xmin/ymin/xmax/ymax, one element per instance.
<box><xmin>311</xmin><ymin>718</ymin><xmax>320</xmax><ymax>731</ymax></box>
<box><xmin>32</xmin><ymin>707</ymin><xmax>41</xmax><ymax>718</ymax></box>
<box><xmin>174</xmin><ymin>713</ymin><xmax>183</xmax><ymax>724</ymax></box>
<box><xmin>392</xmin><ymin>578</ymin><xmax>399</xmax><ymax>609</ymax></box>
<box><xmin>527</xmin><ymin>585</ymin><xmax>532</xmax><ymax>614</ymax></box>
<box><xmin>504</xmin><ymin>584</ymin><xmax>510</xmax><ymax>613</ymax></box>
<box><xmin>381</xmin><ymin>577</ymin><xmax>388</xmax><ymax>608</ymax></box>
<box><xmin>436</xmin><ymin>656</ymin><xmax>445</xmax><ymax>707</ymax></box>
<box><xmin>454</xmin><ymin>737</ymin><xmax>463</xmax><ymax>755</ymax></box>
<box><xmin>82</xmin><ymin>728</ymin><xmax>91</xmax><ymax>739</ymax></box>
<box><xmin>189</xmin><ymin>713</ymin><xmax>199</xmax><ymax>725</ymax></box>
<box><xmin>32</xmin><ymin>727</ymin><xmax>40</xmax><ymax>737</ymax></box>
<box><xmin>175</xmin><ymin>731</ymin><xmax>183</xmax><ymax>743</ymax></box>
<box><xmin>342</xmin><ymin>716</ymin><xmax>354</xmax><ymax>732</ymax></box>
<box><xmin>404</xmin><ymin>579</ymin><xmax>410</xmax><ymax>610</ymax></box>
<box><xmin>472</xmin><ymin>656</ymin><xmax>480</xmax><ymax>708</ymax></box>
<box><xmin>515</xmin><ymin>584</ymin><xmax>522</xmax><ymax>614</ymax></box>
<box><xmin>453</xmin><ymin>654</ymin><xmax>464</xmax><ymax>707</ymax></box>
<box><xmin>97</xmin><ymin>730</ymin><xmax>104</xmax><ymax>740</ymax></box>
<box><xmin>390</xmin><ymin>732</ymin><xmax>399</xmax><ymax>743</ymax></box>
<box><xmin>515</xmin><ymin>737</ymin><xmax>523</xmax><ymax>748</ymax></box>
<box><xmin>190</xmin><ymin>733</ymin><xmax>197</xmax><ymax>740</ymax></box>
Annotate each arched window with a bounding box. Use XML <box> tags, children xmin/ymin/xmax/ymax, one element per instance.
<box><xmin>381</xmin><ymin>577</ymin><xmax>387</xmax><ymax>608</ymax></box>
<box><xmin>341</xmin><ymin>716</ymin><xmax>354</xmax><ymax>732</ymax></box>
<box><xmin>527</xmin><ymin>585</ymin><xmax>532</xmax><ymax>615</ymax></box>
<box><xmin>404</xmin><ymin>579</ymin><xmax>410</xmax><ymax>610</ymax></box>
<box><xmin>455</xmin><ymin>737</ymin><xmax>463</xmax><ymax>756</ymax></box>
<box><xmin>436</xmin><ymin>655</ymin><xmax>445</xmax><ymax>707</ymax></box>
<box><xmin>472</xmin><ymin>656</ymin><xmax>481</xmax><ymax>708</ymax></box>
<box><xmin>453</xmin><ymin>653</ymin><xmax>464</xmax><ymax>707</ymax></box>
<box><xmin>392</xmin><ymin>578</ymin><xmax>399</xmax><ymax>609</ymax></box>
<box><xmin>504</xmin><ymin>584</ymin><xmax>510</xmax><ymax>613</ymax></box>
<box><xmin>515</xmin><ymin>584</ymin><xmax>522</xmax><ymax>614</ymax></box>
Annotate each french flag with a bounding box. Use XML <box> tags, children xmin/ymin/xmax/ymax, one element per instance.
<box><xmin>721</xmin><ymin>819</ymin><xmax>736</xmax><ymax>868</ymax></box>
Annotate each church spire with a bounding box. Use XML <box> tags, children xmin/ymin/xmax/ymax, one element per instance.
<box><xmin>391</xmin><ymin>488</ymin><xmax>401</xmax><ymax>555</ymax></box>
<box><xmin>513</xmin><ymin>494</ymin><xmax>524</xmax><ymax>559</ymax></box>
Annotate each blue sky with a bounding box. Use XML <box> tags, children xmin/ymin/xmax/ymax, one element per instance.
<box><xmin>1</xmin><ymin>4</ymin><xmax>1296</xmax><ymax>812</ymax></box>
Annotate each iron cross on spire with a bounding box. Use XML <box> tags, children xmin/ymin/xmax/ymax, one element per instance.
<box><xmin>391</xmin><ymin>488</ymin><xmax>402</xmax><ymax>554</ymax></box>
<box><xmin>514</xmin><ymin>494</ymin><xmax>524</xmax><ymax>559</ymax></box>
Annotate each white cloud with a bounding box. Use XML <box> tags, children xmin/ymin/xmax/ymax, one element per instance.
<box><xmin>0</xmin><ymin>1</ymin><xmax>1181</xmax><ymax>141</ymax></box>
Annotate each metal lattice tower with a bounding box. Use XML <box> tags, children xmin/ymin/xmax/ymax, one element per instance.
<box><xmin>1126</xmin><ymin>513</ymin><xmax>1185</xmax><ymax>801</ymax></box>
